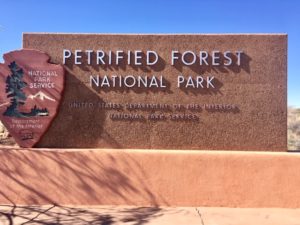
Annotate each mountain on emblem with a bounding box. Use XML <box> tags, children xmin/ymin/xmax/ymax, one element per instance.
<box><xmin>28</xmin><ymin>91</ymin><xmax>56</xmax><ymax>102</ymax></box>
<box><xmin>0</xmin><ymin>49</ymin><xmax>65</xmax><ymax>147</ymax></box>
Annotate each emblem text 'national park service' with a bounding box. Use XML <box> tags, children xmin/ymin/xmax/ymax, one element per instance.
<box><xmin>0</xmin><ymin>49</ymin><xmax>64</xmax><ymax>147</ymax></box>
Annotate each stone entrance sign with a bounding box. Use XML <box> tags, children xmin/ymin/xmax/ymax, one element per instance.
<box><xmin>22</xmin><ymin>34</ymin><xmax>287</xmax><ymax>151</ymax></box>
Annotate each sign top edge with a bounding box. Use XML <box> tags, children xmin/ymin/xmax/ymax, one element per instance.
<box><xmin>22</xmin><ymin>32</ymin><xmax>288</xmax><ymax>36</ymax></box>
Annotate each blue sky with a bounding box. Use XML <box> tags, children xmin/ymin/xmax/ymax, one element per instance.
<box><xmin>0</xmin><ymin>0</ymin><xmax>299</xmax><ymax>106</ymax></box>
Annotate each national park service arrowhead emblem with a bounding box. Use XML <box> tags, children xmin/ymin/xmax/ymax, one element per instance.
<box><xmin>0</xmin><ymin>49</ymin><xmax>65</xmax><ymax>147</ymax></box>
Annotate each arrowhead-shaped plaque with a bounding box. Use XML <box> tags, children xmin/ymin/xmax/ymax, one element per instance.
<box><xmin>0</xmin><ymin>49</ymin><xmax>64</xmax><ymax>147</ymax></box>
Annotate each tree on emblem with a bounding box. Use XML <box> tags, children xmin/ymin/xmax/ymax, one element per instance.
<box><xmin>3</xmin><ymin>61</ymin><xmax>49</xmax><ymax>117</ymax></box>
<box><xmin>3</xmin><ymin>61</ymin><xmax>27</xmax><ymax>117</ymax></box>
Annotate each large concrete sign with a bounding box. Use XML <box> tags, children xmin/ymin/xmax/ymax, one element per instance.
<box><xmin>22</xmin><ymin>33</ymin><xmax>287</xmax><ymax>151</ymax></box>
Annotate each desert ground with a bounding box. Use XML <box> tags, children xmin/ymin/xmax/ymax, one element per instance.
<box><xmin>288</xmin><ymin>107</ymin><xmax>300</xmax><ymax>150</ymax></box>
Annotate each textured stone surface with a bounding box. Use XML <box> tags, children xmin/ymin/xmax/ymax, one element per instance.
<box><xmin>0</xmin><ymin>49</ymin><xmax>64</xmax><ymax>147</ymax></box>
<box><xmin>23</xmin><ymin>34</ymin><xmax>287</xmax><ymax>151</ymax></box>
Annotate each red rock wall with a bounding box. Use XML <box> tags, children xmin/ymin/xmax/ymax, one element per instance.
<box><xmin>0</xmin><ymin>148</ymin><xmax>299</xmax><ymax>207</ymax></box>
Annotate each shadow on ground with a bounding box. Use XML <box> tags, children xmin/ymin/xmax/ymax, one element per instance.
<box><xmin>0</xmin><ymin>204</ymin><xmax>170</xmax><ymax>225</ymax></box>
<box><xmin>0</xmin><ymin>147</ymin><xmax>179</xmax><ymax>224</ymax></box>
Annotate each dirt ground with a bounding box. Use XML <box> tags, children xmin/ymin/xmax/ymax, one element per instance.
<box><xmin>288</xmin><ymin>107</ymin><xmax>300</xmax><ymax>150</ymax></box>
<box><xmin>1</xmin><ymin>205</ymin><xmax>300</xmax><ymax>225</ymax></box>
